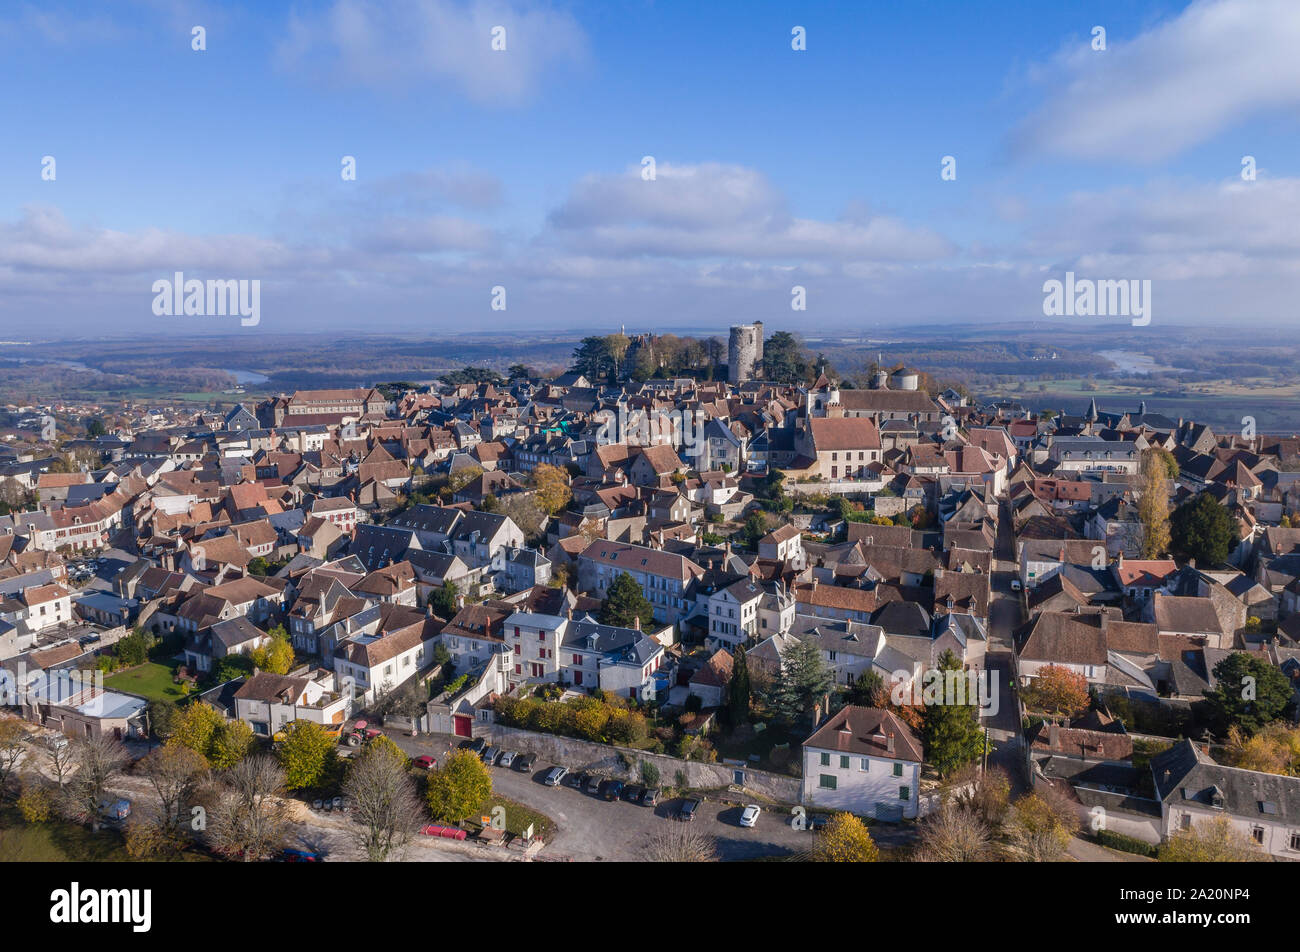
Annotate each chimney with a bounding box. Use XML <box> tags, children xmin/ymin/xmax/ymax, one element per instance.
<box><xmin>1048</xmin><ymin>722</ymin><xmax>1061</xmax><ymax>750</ymax></box>
<box><xmin>886</xmin><ymin>731</ymin><xmax>895</xmax><ymax>754</ymax></box>
<box><xmin>633</xmin><ymin>615</ymin><xmax>641</xmax><ymax>632</ymax></box>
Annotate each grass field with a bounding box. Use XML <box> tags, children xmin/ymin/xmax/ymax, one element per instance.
<box><xmin>104</xmin><ymin>661</ymin><xmax>187</xmax><ymax>702</ymax></box>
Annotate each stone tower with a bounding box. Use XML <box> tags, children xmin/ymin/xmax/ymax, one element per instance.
<box><xmin>728</xmin><ymin>321</ymin><xmax>763</xmax><ymax>384</ymax></box>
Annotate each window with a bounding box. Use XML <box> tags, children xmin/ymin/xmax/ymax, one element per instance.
<box><xmin>819</xmin><ymin>774</ymin><xmax>837</xmax><ymax>790</ymax></box>
<box><xmin>899</xmin><ymin>786</ymin><xmax>910</xmax><ymax>800</ymax></box>
<box><xmin>893</xmin><ymin>763</ymin><xmax>903</xmax><ymax>777</ymax></box>
<box><xmin>819</xmin><ymin>752</ymin><xmax>830</xmax><ymax>766</ymax></box>
<box><xmin>839</xmin><ymin>755</ymin><xmax>849</xmax><ymax>769</ymax></box>
<box><xmin>1252</xmin><ymin>826</ymin><xmax>1265</xmax><ymax>845</ymax></box>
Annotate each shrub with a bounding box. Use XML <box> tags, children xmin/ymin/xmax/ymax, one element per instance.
<box><xmin>1096</xmin><ymin>829</ymin><xmax>1157</xmax><ymax>857</ymax></box>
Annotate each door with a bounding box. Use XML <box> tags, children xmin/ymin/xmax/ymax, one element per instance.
<box><xmin>453</xmin><ymin>714</ymin><xmax>472</xmax><ymax>738</ymax></box>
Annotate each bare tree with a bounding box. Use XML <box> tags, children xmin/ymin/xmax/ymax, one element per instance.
<box><xmin>206</xmin><ymin>754</ymin><xmax>291</xmax><ymax>861</ymax></box>
<box><xmin>647</xmin><ymin>825</ymin><xmax>718</xmax><ymax>862</ymax></box>
<box><xmin>65</xmin><ymin>734</ymin><xmax>129</xmax><ymax>831</ymax></box>
<box><xmin>46</xmin><ymin>740</ymin><xmax>77</xmax><ymax>789</ymax></box>
<box><xmin>139</xmin><ymin>742</ymin><xmax>208</xmax><ymax>837</ymax></box>
<box><xmin>0</xmin><ymin>719</ymin><xmax>25</xmax><ymax>794</ymax></box>
<box><xmin>342</xmin><ymin>740</ymin><xmax>423</xmax><ymax>861</ymax></box>
<box><xmin>912</xmin><ymin>802</ymin><xmax>994</xmax><ymax>862</ymax></box>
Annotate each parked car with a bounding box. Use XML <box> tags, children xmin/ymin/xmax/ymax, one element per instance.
<box><xmin>807</xmin><ymin>814</ymin><xmax>829</xmax><ymax>833</ymax></box>
<box><xmin>281</xmin><ymin>848</ymin><xmax>321</xmax><ymax>863</ymax></box>
<box><xmin>498</xmin><ymin>751</ymin><xmax>516</xmax><ymax>769</ymax></box>
<box><xmin>98</xmin><ymin>797</ymin><xmax>132</xmax><ymax>822</ymax></box>
<box><xmin>677</xmin><ymin>797</ymin><xmax>701</xmax><ymax>822</ymax></box>
<box><xmin>639</xmin><ymin>787</ymin><xmax>660</xmax><ymax>808</ymax></box>
<box><xmin>515</xmin><ymin>753</ymin><xmax>536</xmax><ymax>772</ymax></box>
<box><xmin>1010</xmin><ymin>578</ymin><xmax>1022</xmax><ymax>591</ymax></box>
<box><xmin>311</xmin><ymin>799</ymin><xmax>323</xmax><ymax>811</ymax></box>
<box><xmin>480</xmin><ymin>746</ymin><xmax>501</xmax><ymax>765</ymax></box>
<box><xmin>621</xmin><ymin>783</ymin><xmax>645</xmax><ymax>803</ymax></box>
<box><xmin>331</xmin><ymin>796</ymin><xmax>343</xmax><ymax>810</ymax></box>
<box><xmin>542</xmin><ymin>766</ymin><xmax>568</xmax><ymax>786</ymax></box>
<box><xmin>566</xmin><ymin>770</ymin><xmax>590</xmax><ymax>790</ymax></box>
<box><xmin>413</xmin><ymin>755</ymin><xmax>437</xmax><ymax>771</ymax></box>
<box><xmin>583</xmin><ymin>775</ymin><xmax>604</xmax><ymax>796</ymax></box>
<box><xmin>463</xmin><ymin>737</ymin><xmax>487</xmax><ymax>753</ymax></box>
<box><xmin>598</xmin><ymin>779</ymin><xmax>624</xmax><ymax>801</ymax></box>
<box><xmin>739</xmin><ymin>804</ymin><xmax>761</xmax><ymax>828</ymax></box>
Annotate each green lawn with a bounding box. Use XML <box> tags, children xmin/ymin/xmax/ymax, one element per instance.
<box><xmin>0</xmin><ymin>806</ymin><xmax>209</xmax><ymax>862</ymax></box>
<box><xmin>465</xmin><ymin>795</ymin><xmax>555</xmax><ymax>840</ymax></box>
<box><xmin>104</xmin><ymin>662</ymin><xmax>188</xmax><ymax>702</ymax></box>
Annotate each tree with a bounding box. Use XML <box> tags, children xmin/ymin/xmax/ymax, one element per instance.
<box><xmin>148</xmin><ymin>699</ymin><xmax>178</xmax><ymax>741</ymax></box>
<box><xmin>764</xmin><ymin>638</ymin><xmax>833</xmax><ymax>725</ymax></box>
<box><xmin>571</xmin><ymin>336</ymin><xmax>618</xmax><ymax>381</ymax></box>
<box><xmin>0</xmin><ymin>719</ymin><xmax>26</xmax><ymax>793</ymax></box>
<box><xmin>207</xmin><ymin>754</ymin><xmax>291</xmax><ymax>862</ymax></box>
<box><xmin>848</xmin><ymin>669</ymin><xmax>887</xmax><ymax>708</ymax></box>
<box><xmin>499</xmin><ymin>492</ymin><xmax>546</xmax><ymax>539</ymax></box>
<box><xmin>139</xmin><ymin>742</ymin><xmax>208</xmax><ymax>837</ymax></box>
<box><xmin>1158</xmin><ymin>814</ymin><xmax>1264</xmax><ymax>862</ymax></box>
<box><xmin>1002</xmin><ymin>793</ymin><xmax>1076</xmax><ymax>862</ymax></box>
<box><xmin>429</xmin><ymin>580</ymin><xmax>459</xmax><ymax>619</ymax></box>
<box><xmin>278</xmin><ymin>720</ymin><xmax>337</xmax><ymax>791</ymax></box>
<box><xmin>727</xmin><ymin>645</ymin><xmax>752</xmax><ymax>724</ymax></box>
<box><xmin>1136</xmin><ymin>448</ymin><xmax>1171</xmax><ymax>558</ymax></box>
<box><xmin>65</xmin><ymin>735</ymin><xmax>129</xmax><ymax>831</ymax></box>
<box><xmin>446</xmin><ymin>465</ymin><xmax>483</xmax><ymax>494</ymax></box>
<box><xmin>1203</xmin><ymin>653</ymin><xmax>1294</xmax><ymax>735</ymax></box>
<box><xmin>114</xmin><ymin>629</ymin><xmax>152</xmax><ymax>667</ymax></box>
<box><xmin>763</xmin><ymin>331</ymin><xmax>811</xmax><ymax>384</ymax></box>
<box><xmin>507</xmin><ymin>364</ymin><xmax>533</xmax><ymax>380</ymax></box>
<box><xmin>814</xmin><ymin>812</ymin><xmax>879</xmax><ymax>862</ymax></box>
<box><xmin>1020</xmin><ymin>666</ymin><xmax>1090</xmax><ymax>720</ymax></box>
<box><xmin>1171</xmin><ymin>492</ymin><xmax>1237</xmax><ymax>566</ymax></box>
<box><xmin>344</xmin><ymin>736</ymin><xmax>423</xmax><ymax>862</ymax></box>
<box><xmin>531</xmin><ymin>463</ymin><xmax>572</xmax><ymax>515</ymax></box>
<box><xmin>920</xmin><ymin>650</ymin><xmax>985</xmax><ymax>778</ymax></box>
<box><xmin>647</xmin><ymin>825</ymin><xmax>718</xmax><ymax>862</ymax></box>
<box><xmin>172</xmin><ymin>702</ymin><xmax>224</xmax><ymax>762</ymax></box>
<box><xmin>208</xmin><ymin>720</ymin><xmax>255</xmax><ymax>770</ymax></box>
<box><xmin>1223</xmin><ymin>722</ymin><xmax>1300</xmax><ymax>776</ymax></box>
<box><xmin>913</xmin><ymin>802</ymin><xmax>994</xmax><ymax>862</ymax></box>
<box><xmin>425</xmin><ymin>750</ymin><xmax>492</xmax><ymax>823</ymax></box>
<box><xmin>600</xmin><ymin>571</ymin><xmax>655</xmax><ymax>629</ymax></box>
<box><xmin>250</xmin><ymin>628</ymin><xmax>294</xmax><ymax>675</ymax></box>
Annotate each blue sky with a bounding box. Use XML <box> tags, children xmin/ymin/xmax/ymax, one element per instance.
<box><xmin>0</xmin><ymin>0</ymin><xmax>1297</xmax><ymax>336</ymax></box>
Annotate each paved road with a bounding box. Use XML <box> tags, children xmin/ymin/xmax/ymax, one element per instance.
<box><xmin>391</xmin><ymin>732</ymin><xmax>831</xmax><ymax>862</ymax></box>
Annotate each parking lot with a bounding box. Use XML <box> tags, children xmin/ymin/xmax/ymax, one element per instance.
<box><xmin>394</xmin><ymin>733</ymin><xmax>824</xmax><ymax>862</ymax></box>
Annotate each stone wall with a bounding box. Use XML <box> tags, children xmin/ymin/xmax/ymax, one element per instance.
<box><xmin>482</xmin><ymin>723</ymin><xmax>803</xmax><ymax>804</ymax></box>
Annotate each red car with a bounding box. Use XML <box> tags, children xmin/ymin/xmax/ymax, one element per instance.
<box><xmin>414</xmin><ymin>755</ymin><xmax>437</xmax><ymax>770</ymax></box>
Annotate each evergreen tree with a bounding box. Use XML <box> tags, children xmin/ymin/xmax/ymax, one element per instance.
<box><xmin>600</xmin><ymin>571</ymin><xmax>655</xmax><ymax>629</ymax></box>
<box><xmin>1204</xmin><ymin>653</ymin><xmax>1294</xmax><ymax>735</ymax></box>
<box><xmin>765</xmin><ymin>639</ymin><xmax>833</xmax><ymax>725</ymax></box>
<box><xmin>727</xmin><ymin>645</ymin><xmax>752</xmax><ymax>724</ymax></box>
<box><xmin>1171</xmin><ymin>492</ymin><xmax>1237</xmax><ymax>566</ymax></box>
<box><xmin>920</xmin><ymin>650</ymin><xmax>986</xmax><ymax>778</ymax></box>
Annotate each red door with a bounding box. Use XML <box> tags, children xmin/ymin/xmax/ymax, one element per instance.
<box><xmin>453</xmin><ymin>715</ymin><xmax>472</xmax><ymax>738</ymax></box>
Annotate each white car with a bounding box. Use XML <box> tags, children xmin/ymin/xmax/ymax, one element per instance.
<box><xmin>739</xmin><ymin>804</ymin><xmax>761</xmax><ymax>828</ymax></box>
<box><xmin>1010</xmin><ymin>579</ymin><xmax>1022</xmax><ymax>591</ymax></box>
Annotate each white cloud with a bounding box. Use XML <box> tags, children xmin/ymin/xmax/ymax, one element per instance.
<box><xmin>276</xmin><ymin>0</ymin><xmax>587</xmax><ymax>104</ymax></box>
<box><xmin>1010</xmin><ymin>0</ymin><xmax>1300</xmax><ymax>162</ymax></box>
<box><xmin>546</xmin><ymin>162</ymin><xmax>955</xmax><ymax>262</ymax></box>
